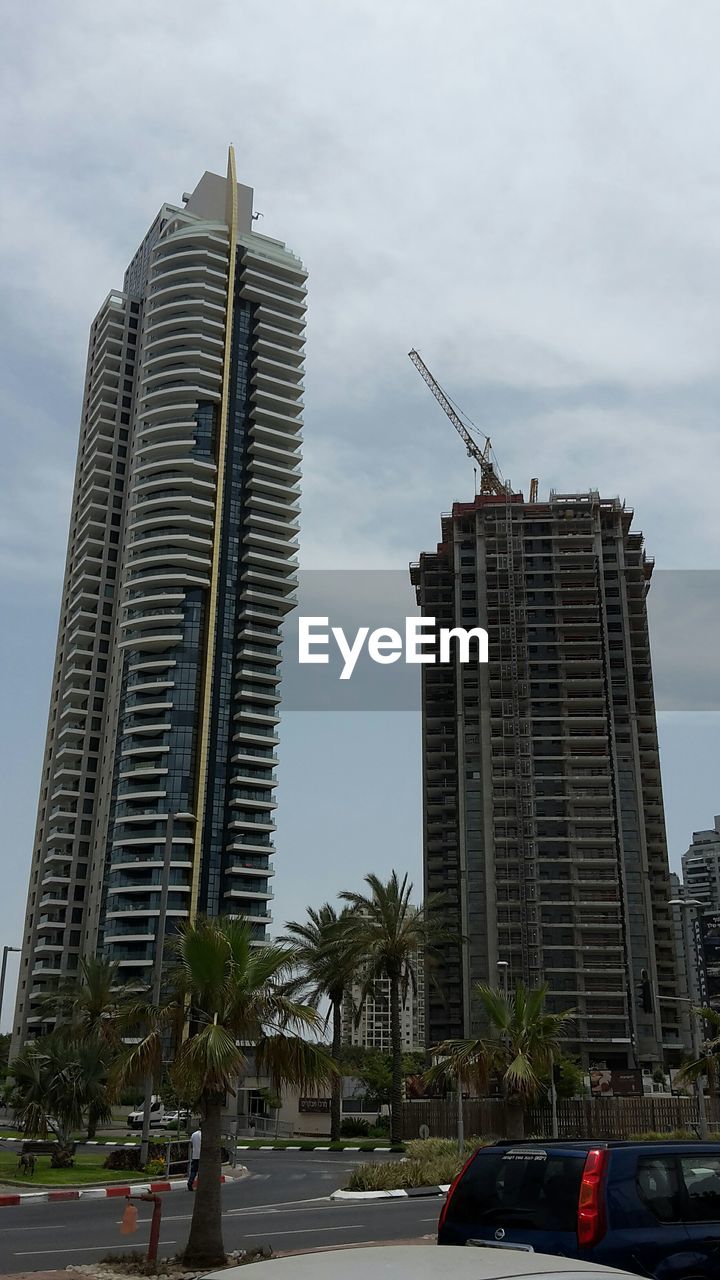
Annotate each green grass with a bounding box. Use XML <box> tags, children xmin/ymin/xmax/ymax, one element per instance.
<box><xmin>0</xmin><ymin>1151</ymin><xmax>143</xmax><ymax>1187</ymax></box>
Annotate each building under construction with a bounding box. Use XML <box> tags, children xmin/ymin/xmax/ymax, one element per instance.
<box><xmin>411</xmin><ymin>486</ymin><xmax>682</xmax><ymax>1071</ymax></box>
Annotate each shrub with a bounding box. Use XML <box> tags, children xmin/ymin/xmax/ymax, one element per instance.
<box><xmin>346</xmin><ymin>1154</ymin><xmax>462</xmax><ymax>1191</ymax></box>
<box><xmin>339</xmin><ymin>1117</ymin><xmax>371</xmax><ymax>1137</ymax></box>
<box><xmin>50</xmin><ymin>1148</ymin><xmax>75</xmax><ymax>1169</ymax></box>
<box><xmin>144</xmin><ymin>1158</ymin><xmax>166</xmax><ymax>1177</ymax></box>
<box><xmin>368</xmin><ymin>1115</ymin><xmax>390</xmax><ymax>1137</ymax></box>
<box><xmin>404</xmin><ymin>1135</ymin><xmax>488</xmax><ymax>1162</ymax></box>
<box><xmin>104</xmin><ymin>1147</ymin><xmax>143</xmax><ymax>1171</ymax></box>
<box><xmin>104</xmin><ymin>1143</ymin><xmax>165</xmax><ymax>1171</ymax></box>
<box><xmin>628</xmin><ymin>1129</ymin><xmax>697</xmax><ymax>1141</ymax></box>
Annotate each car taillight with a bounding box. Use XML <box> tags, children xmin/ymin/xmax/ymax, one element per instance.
<box><xmin>577</xmin><ymin>1147</ymin><xmax>609</xmax><ymax>1249</ymax></box>
<box><xmin>438</xmin><ymin>1151</ymin><xmax>477</xmax><ymax>1232</ymax></box>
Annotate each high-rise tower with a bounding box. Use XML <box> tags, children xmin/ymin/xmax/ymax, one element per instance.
<box><xmin>411</xmin><ymin>488</ymin><xmax>681</xmax><ymax>1071</ymax></box>
<box><xmin>12</xmin><ymin>151</ymin><xmax>305</xmax><ymax>1050</ymax></box>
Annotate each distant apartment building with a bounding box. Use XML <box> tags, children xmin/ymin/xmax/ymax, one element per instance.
<box><xmin>411</xmin><ymin>488</ymin><xmax>681</xmax><ymax>1070</ymax></box>
<box><xmin>678</xmin><ymin>818</ymin><xmax>720</xmax><ymax>1015</ymax></box>
<box><xmin>342</xmin><ymin>935</ymin><xmax>426</xmax><ymax>1053</ymax></box>
<box><xmin>682</xmin><ymin>817</ymin><xmax>720</xmax><ymax>909</ymax></box>
<box><xmin>12</xmin><ymin>151</ymin><xmax>305</xmax><ymax>1053</ymax></box>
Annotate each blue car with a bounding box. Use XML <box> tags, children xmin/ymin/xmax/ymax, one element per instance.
<box><xmin>437</xmin><ymin>1139</ymin><xmax>720</xmax><ymax>1279</ymax></box>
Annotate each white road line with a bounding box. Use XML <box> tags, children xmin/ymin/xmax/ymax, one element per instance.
<box><xmin>226</xmin><ymin>1196</ymin><xmax>433</xmax><ymax>1217</ymax></box>
<box><xmin>227</xmin><ymin>1195</ymin><xmax>330</xmax><ymax>1214</ymax></box>
<box><xmin>241</xmin><ymin>1225</ymin><xmax>358</xmax><ymax>1238</ymax></box>
<box><xmin>15</xmin><ymin>1241</ymin><xmax>177</xmax><ymax>1257</ymax></box>
<box><xmin>2</xmin><ymin>1225</ymin><xmax>67</xmax><ymax>1233</ymax></box>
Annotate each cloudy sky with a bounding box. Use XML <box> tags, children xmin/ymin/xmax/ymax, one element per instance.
<box><xmin>2</xmin><ymin>0</ymin><xmax>720</xmax><ymax>1027</ymax></box>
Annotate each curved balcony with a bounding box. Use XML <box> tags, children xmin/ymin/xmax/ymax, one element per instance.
<box><xmin>142</xmin><ymin>346</ymin><xmax>223</xmax><ymax>383</ymax></box>
<box><xmin>133</xmin><ymin>460</ymin><xmax>216</xmax><ymax>493</ymax></box>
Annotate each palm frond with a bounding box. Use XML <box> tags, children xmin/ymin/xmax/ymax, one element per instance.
<box><xmin>255</xmin><ymin>1035</ymin><xmax>337</xmax><ymax>1095</ymax></box>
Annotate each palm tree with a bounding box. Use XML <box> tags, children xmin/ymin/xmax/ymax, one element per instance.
<box><xmin>676</xmin><ymin>1006</ymin><xmax>720</xmax><ymax>1097</ymax></box>
<box><xmin>427</xmin><ymin>981</ymin><xmax>574</xmax><ymax>1139</ymax></box>
<box><xmin>283</xmin><ymin>903</ymin><xmax>358</xmax><ymax>1142</ymax></box>
<box><xmin>40</xmin><ymin>956</ymin><xmax>128</xmax><ymax>1047</ymax></box>
<box><xmin>114</xmin><ymin>916</ymin><xmax>336</xmax><ymax>1269</ymax></box>
<box><xmin>10</xmin><ymin>1036</ymin><xmax>114</xmax><ymax>1162</ymax></box>
<box><xmin>340</xmin><ymin>871</ymin><xmax>443</xmax><ymax>1146</ymax></box>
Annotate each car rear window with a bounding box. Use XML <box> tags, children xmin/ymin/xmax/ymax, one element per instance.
<box><xmin>447</xmin><ymin>1147</ymin><xmax>585</xmax><ymax>1232</ymax></box>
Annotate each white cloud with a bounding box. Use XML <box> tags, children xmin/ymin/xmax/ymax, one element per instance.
<box><xmin>4</xmin><ymin>0</ymin><xmax>720</xmax><ymax>1007</ymax></box>
<box><xmin>4</xmin><ymin>0</ymin><xmax>720</xmax><ymax>581</ymax></box>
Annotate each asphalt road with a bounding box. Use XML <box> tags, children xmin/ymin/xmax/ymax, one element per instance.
<box><xmin>0</xmin><ymin>1150</ymin><xmax>442</xmax><ymax>1273</ymax></box>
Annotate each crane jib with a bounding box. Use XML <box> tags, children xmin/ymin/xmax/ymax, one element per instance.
<box><xmin>408</xmin><ymin>348</ymin><xmax>509</xmax><ymax>497</ymax></box>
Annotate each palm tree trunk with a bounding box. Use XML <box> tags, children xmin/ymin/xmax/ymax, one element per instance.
<box><xmin>505</xmin><ymin>1098</ymin><xmax>525</xmax><ymax>1141</ymax></box>
<box><xmin>182</xmin><ymin>1092</ymin><xmax>225</xmax><ymax>1267</ymax></box>
<box><xmin>389</xmin><ymin>974</ymin><xmax>403</xmax><ymax>1146</ymax></box>
<box><xmin>330</xmin><ymin>999</ymin><xmax>342</xmax><ymax>1144</ymax></box>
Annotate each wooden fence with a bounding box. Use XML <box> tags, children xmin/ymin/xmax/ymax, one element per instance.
<box><xmin>401</xmin><ymin>1095</ymin><xmax>720</xmax><ymax>1141</ymax></box>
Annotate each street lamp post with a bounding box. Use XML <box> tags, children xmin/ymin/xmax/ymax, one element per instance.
<box><xmin>456</xmin><ymin>1074</ymin><xmax>465</xmax><ymax>1157</ymax></box>
<box><xmin>0</xmin><ymin>946</ymin><xmax>20</xmax><ymax>1032</ymax></box>
<box><xmin>497</xmin><ymin>960</ymin><xmax>509</xmax><ymax>999</ymax></box>
<box><xmin>549</xmin><ymin>1049</ymin><xmax>559</xmax><ymax>1139</ymax></box>
<box><xmin>668</xmin><ymin>897</ymin><xmax>709</xmax><ymax>1141</ymax></box>
<box><xmin>140</xmin><ymin>811</ymin><xmax>193</xmax><ymax>1165</ymax></box>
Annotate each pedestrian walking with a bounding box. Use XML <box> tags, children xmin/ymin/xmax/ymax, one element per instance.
<box><xmin>187</xmin><ymin>1125</ymin><xmax>201</xmax><ymax>1191</ymax></box>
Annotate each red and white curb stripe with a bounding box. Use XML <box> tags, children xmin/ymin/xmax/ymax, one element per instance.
<box><xmin>0</xmin><ymin>1173</ymin><xmax>240</xmax><ymax>1208</ymax></box>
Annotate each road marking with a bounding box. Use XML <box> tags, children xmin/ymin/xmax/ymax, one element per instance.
<box><xmin>2</xmin><ymin>1225</ymin><xmax>67</xmax><ymax>1233</ymax></box>
<box><xmin>225</xmin><ymin>1196</ymin><xmax>432</xmax><ymax>1218</ymax></box>
<box><xmin>15</xmin><ymin>1241</ymin><xmax>177</xmax><ymax>1257</ymax></box>
<box><xmin>227</xmin><ymin>1195</ymin><xmax>330</xmax><ymax>1214</ymax></box>
<box><xmin>241</xmin><ymin>1225</ymin><xmax>358</xmax><ymax>1238</ymax></box>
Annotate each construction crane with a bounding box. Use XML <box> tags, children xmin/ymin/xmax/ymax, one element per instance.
<box><xmin>408</xmin><ymin>349</ymin><xmax>509</xmax><ymax>497</ymax></box>
<box><xmin>529</xmin><ymin>477</ymin><xmax>538</xmax><ymax>503</ymax></box>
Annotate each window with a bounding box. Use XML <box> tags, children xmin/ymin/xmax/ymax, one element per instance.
<box><xmin>680</xmin><ymin>1155</ymin><xmax>720</xmax><ymax>1222</ymax></box>
<box><xmin>446</xmin><ymin>1149</ymin><xmax>584</xmax><ymax>1232</ymax></box>
<box><xmin>636</xmin><ymin>1156</ymin><xmax>682</xmax><ymax>1222</ymax></box>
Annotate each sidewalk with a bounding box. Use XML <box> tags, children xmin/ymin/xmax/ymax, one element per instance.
<box><xmin>1</xmin><ymin>1272</ymin><xmax>70</xmax><ymax>1280</ymax></box>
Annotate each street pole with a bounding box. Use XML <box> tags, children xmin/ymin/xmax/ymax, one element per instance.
<box><xmin>690</xmin><ymin>1003</ymin><xmax>709</xmax><ymax>1141</ymax></box>
<box><xmin>140</xmin><ymin>810</ymin><xmax>176</xmax><ymax>1166</ymax></box>
<box><xmin>668</xmin><ymin>897</ymin><xmax>709</xmax><ymax>1141</ymax></box>
<box><xmin>687</xmin><ymin>903</ymin><xmax>709</xmax><ymax>1141</ymax></box>
<box><xmin>0</xmin><ymin>946</ymin><xmax>20</xmax><ymax>1033</ymax></box>
<box><xmin>456</xmin><ymin>1075</ymin><xmax>465</xmax><ymax>1157</ymax></box>
<box><xmin>549</xmin><ymin>1049</ymin><xmax>559</xmax><ymax>1139</ymax></box>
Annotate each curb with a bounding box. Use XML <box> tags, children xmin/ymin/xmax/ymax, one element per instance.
<box><xmin>0</xmin><ymin>1171</ymin><xmax>243</xmax><ymax>1208</ymax></box>
<box><xmin>330</xmin><ymin>1183</ymin><xmax>450</xmax><ymax>1202</ymax></box>
<box><xmin>2</xmin><ymin>1137</ymin><xmax>146</xmax><ymax>1149</ymax></box>
<box><xmin>2</xmin><ymin>1136</ymin><xmax>394</xmax><ymax>1154</ymax></box>
<box><xmin>235</xmin><ymin>1144</ymin><xmax>391</xmax><ymax>1152</ymax></box>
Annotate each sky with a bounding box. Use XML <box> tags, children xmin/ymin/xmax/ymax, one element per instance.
<box><xmin>2</xmin><ymin>0</ymin><xmax>720</xmax><ymax>1028</ymax></box>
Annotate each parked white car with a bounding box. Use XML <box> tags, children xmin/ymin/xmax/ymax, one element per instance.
<box><xmin>204</xmin><ymin>1244</ymin><xmax>638</xmax><ymax>1279</ymax></box>
<box><xmin>126</xmin><ymin>1096</ymin><xmax>165</xmax><ymax>1129</ymax></box>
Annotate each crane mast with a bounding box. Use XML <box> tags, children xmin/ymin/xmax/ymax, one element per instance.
<box><xmin>408</xmin><ymin>348</ymin><xmax>509</xmax><ymax>497</ymax></box>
